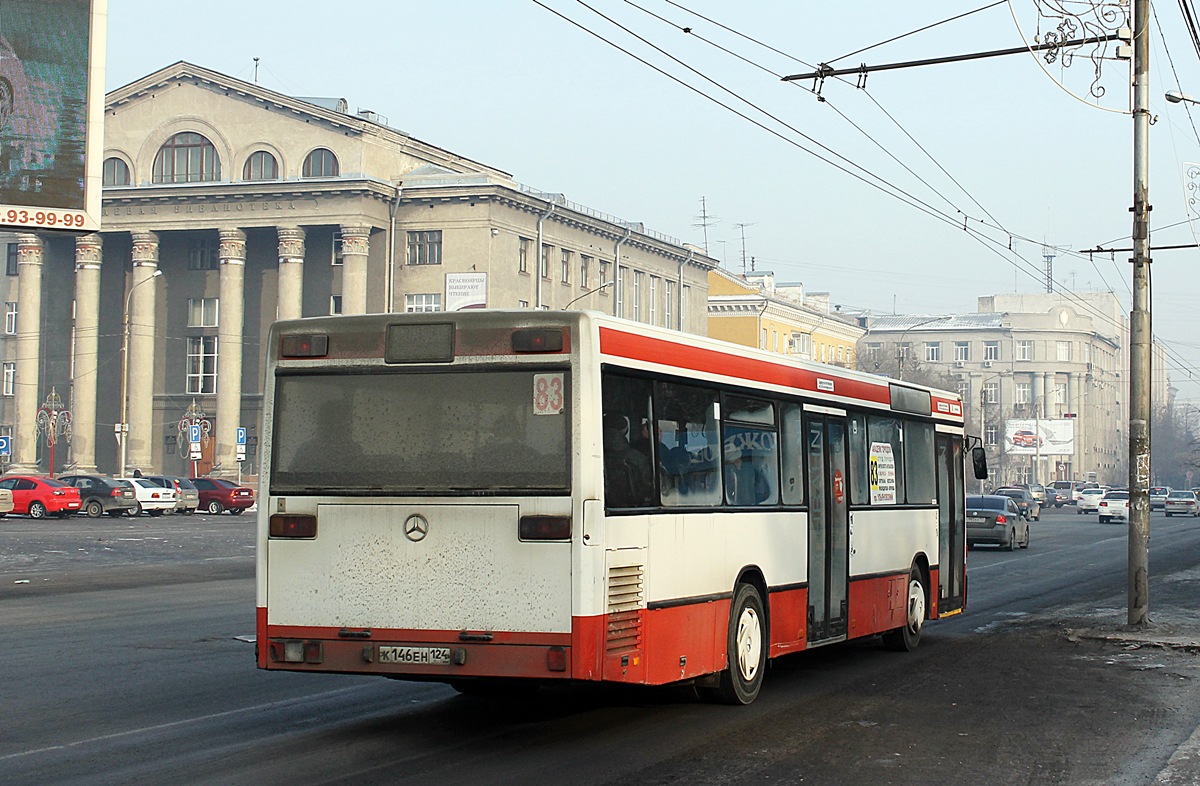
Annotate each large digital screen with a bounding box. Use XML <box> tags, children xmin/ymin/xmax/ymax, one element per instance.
<box><xmin>0</xmin><ymin>0</ymin><xmax>105</xmax><ymax>233</ymax></box>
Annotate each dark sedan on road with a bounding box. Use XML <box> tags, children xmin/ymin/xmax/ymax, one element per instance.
<box><xmin>994</xmin><ymin>486</ymin><xmax>1041</xmax><ymax>521</ymax></box>
<box><xmin>191</xmin><ymin>477</ymin><xmax>255</xmax><ymax>514</ymax></box>
<box><xmin>967</xmin><ymin>494</ymin><xmax>1030</xmax><ymax>550</ymax></box>
<box><xmin>59</xmin><ymin>474</ymin><xmax>138</xmax><ymax>518</ymax></box>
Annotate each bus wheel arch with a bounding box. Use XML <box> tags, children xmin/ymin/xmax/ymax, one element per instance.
<box><xmin>701</xmin><ymin>569</ymin><xmax>769</xmax><ymax>705</ymax></box>
<box><xmin>882</xmin><ymin>558</ymin><xmax>928</xmax><ymax>653</ymax></box>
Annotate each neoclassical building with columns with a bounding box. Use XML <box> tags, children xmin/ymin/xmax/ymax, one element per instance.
<box><xmin>3</xmin><ymin>61</ymin><xmax>715</xmax><ymax>478</ymax></box>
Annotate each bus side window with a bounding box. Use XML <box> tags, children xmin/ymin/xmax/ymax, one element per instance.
<box><xmin>654</xmin><ymin>381</ymin><xmax>720</xmax><ymax>507</ymax></box>
<box><xmin>601</xmin><ymin>373</ymin><xmax>654</xmax><ymax>508</ymax></box>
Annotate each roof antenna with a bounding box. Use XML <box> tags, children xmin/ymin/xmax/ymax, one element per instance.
<box><xmin>253</xmin><ymin>57</ymin><xmax>260</xmax><ymax>84</ymax></box>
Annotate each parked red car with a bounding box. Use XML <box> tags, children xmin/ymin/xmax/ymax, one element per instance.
<box><xmin>0</xmin><ymin>475</ymin><xmax>82</xmax><ymax>518</ymax></box>
<box><xmin>191</xmin><ymin>477</ymin><xmax>255</xmax><ymax>514</ymax></box>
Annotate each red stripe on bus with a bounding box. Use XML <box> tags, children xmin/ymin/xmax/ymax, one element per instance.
<box><xmin>600</xmin><ymin>327</ymin><xmax>891</xmax><ymax>406</ymax></box>
<box><xmin>256</xmin><ymin>607</ymin><xmax>268</xmax><ymax>669</ymax></box>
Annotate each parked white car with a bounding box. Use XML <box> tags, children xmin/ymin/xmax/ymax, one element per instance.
<box><xmin>115</xmin><ymin>477</ymin><xmax>177</xmax><ymax>517</ymax></box>
<box><xmin>1077</xmin><ymin>487</ymin><xmax>1106</xmax><ymax>514</ymax></box>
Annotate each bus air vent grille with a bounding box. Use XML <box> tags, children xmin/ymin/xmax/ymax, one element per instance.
<box><xmin>606</xmin><ymin>564</ymin><xmax>644</xmax><ymax>653</ymax></box>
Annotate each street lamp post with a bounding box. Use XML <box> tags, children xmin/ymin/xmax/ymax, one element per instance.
<box><xmin>118</xmin><ymin>269</ymin><xmax>162</xmax><ymax>477</ymax></box>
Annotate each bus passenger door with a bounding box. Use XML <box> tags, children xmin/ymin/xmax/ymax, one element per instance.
<box><xmin>936</xmin><ymin>434</ymin><xmax>966</xmax><ymax>613</ymax></box>
<box><xmin>806</xmin><ymin>413</ymin><xmax>849</xmax><ymax>644</ymax></box>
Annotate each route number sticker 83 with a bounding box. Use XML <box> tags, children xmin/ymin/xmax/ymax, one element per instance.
<box><xmin>533</xmin><ymin>373</ymin><xmax>565</xmax><ymax>415</ymax></box>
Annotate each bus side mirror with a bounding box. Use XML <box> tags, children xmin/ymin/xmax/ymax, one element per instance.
<box><xmin>971</xmin><ymin>446</ymin><xmax>988</xmax><ymax>480</ymax></box>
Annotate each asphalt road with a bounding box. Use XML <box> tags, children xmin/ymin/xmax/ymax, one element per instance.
<box><xmin>2</xmin><ymin>506</ymin><xmax>1199</xmax><ymax>785</ymax></box>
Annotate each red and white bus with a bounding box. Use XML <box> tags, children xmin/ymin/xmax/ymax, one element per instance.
<box><xmin>257</xmin><ymin>311</ymin><xmax>981</xmax><ymax>704</ymax></box>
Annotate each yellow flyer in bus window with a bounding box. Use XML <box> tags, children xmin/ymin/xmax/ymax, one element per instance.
<box><xmin>869</xmin><ymin>442</ymin><xmax>896</xmax><ymax>505</ymax></box>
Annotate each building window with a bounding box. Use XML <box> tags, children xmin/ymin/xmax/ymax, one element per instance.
<box><xmin>1057</xmin><ymin>341</ymin><xmax>1072</xmax><ymax>362</ymax></box>
<box><xmin>633</xmin><ymin>270</ymin><xmax>643</xmax><ymax>321</ymax></box>
<box><xmin>1016</xmin><ymin>381</ymin><xmax>1031</xmax><ymax>405</ymax></box>
<box><xmin>1</xmin><ymin>362</ymin><xmax>12</xmax><ymax>396</ymax></box>
<box><xmin>1016</xmin><ymin>340</ymin><xmax>1033</xmax><ymax>361</ymax></box>
<box><xmin>242</xmin><ymin>150</ymin><xmax>278</xmax><ymax>181</ymax></box>
<box><xmin>518</xmin><ymin>238</ymin><xmax>530</xmax><ymax>274</ymax></box>
<box><xmin>330</xmin><ymin>230</ymin><xmax>344</xmax><ymax>266</ymax></box>
<box><xmin>406</xmin><ymin>230</ymin><xmax>442</xmax><ymax>266</ymax></box>
<box><xmin>616</xmin><ymin>266</ymin><xmax>625</xmax><ymax>317</ymax></box>
<box><xmin>187</xmin><ymin>297</ymin><xmax>218</xmax><ymax>328</ymax></box>
<box><xmin>599</xmin><ymin>260</ymin><xmax>610</xmax><ymax>290</ymax></box>
<box><xmin>187</xmin><ymin>238</ymin><xmax>219</xmax><ymax>270</ymax></box>
<box><xmin>580</xmin><ymin>255</ymin><xmax>591</xmax><ymax>289</ymax></box>
<box><xmin>186</xmin><ymin>336</ymin><xmax>218</xmax><ymax>394</ymax></box>
<box><xmin>302</xmin><ymin>148</ymin><xmax>339</xmax><ymax>178</ymax></box>
<box><xmin>330</xmin><ymin>295</ymin><xmax>342</xmax><ymax>315</ymax></box>
<box><xmin>518</xmin><ymin>299</ymin><xmax>529</xmax><ymax>309</ymax></box>
<box><xmin>153</xmin><ymin>132</ymin><xmax>221</xmax><ymax>183</ymax></box>
<box><xmin>560</xmin><ymin>249</ymin><xmax>571</xmax><ymax>283</ymax></box>
<box><xmin>664</xmin><ymin>280</ymin><xmax>674</xmax><ymax>327</ymax></box>
<box><xmin>957</xmin><ymin>379</ymin><xmax>970</xmax><ymax>400</ymax></box>
<box><xmin>984</xmin><ymin>341</ymin><xmax>1000</xmax><ymax>361</ymax></box>
<box><xmin>925</xmin><ymin>342</ymin><xmax>941</xmax><ymax>362</ymax></box>
<box><xmin>540</xmin><ymin>244</ymin><xmax>550</xmax><ymax>279</ymax></box>
<box><xmin>649</xmin><ymin>277</ymin><xmax>659</xmax><ymax>325</ymax></box>
<box><xmin>984</xmin><ymin>381</ymin><xmax>999</xmax><ymax>404</ymax></box>
<box><xmin>3</xmin><ymin>302</ymin><xmax>15</xmax><ymax>334</ymax></box>
<box><xmin>102</xmin><ymin>157</ymin><xmax>130</xmax><ymax>186</ymax></box>
<box><xmin>5</xmin><ymin>243</ymin><xmax>15</xmax><ymax>276</ymax></box>
<box><xmin>791</xmin><ymin>332</ymin><xmax>812</xmax><ymax>357</ymax></box>
<box><xmin>1055</xmin><ymin>382</ymin><xmax>1067</xmax><ymax>406</ymax></box>
<box><xmin>985</xmin><ymin>425</ymin><xmax>997</xmax><ymax>446</ymax></box>
<box><xmin>954</xmin><ymin>341</ymin><xmax>970</xmax><ymax>362</ymax></box>
<box><xmin>405</xmin><ymin>293</ymin><xmax>442</xmax><ymax>312</ymax></box>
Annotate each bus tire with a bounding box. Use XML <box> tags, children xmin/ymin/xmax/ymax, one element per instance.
<box><xmin>702</xmin><ymin>582</ymin><xmax>766</xmax><ymax>705</ymax></box>
<box><xmin>882</xmin><ymin>566</ymin><xmax>926</xmax><ymax>652</ymax></box>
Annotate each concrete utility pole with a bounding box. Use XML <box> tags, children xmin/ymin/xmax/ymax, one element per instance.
<box><xmin>1128</xmin><ymin>0</ymin><xmax>1151</xmax><ymax>626</ymax></box>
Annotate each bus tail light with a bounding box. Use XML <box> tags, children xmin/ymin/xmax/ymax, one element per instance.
<box><xmin>512</xmin><ymin>329</ymin><xmax>565</xmax><ymax>353</ymax></box>
<box><xmin>280</xmin><ymin>334</ymin><xmax>329</xmax><ymax>358</ymax></box>
<box><xmin>271</xmin><ymin>514</ymin><xmax>317</xmax><ymax>538</ymax></box>
<box><xmin>547</xmin><ymin>646</ymin><xmax>567</xmax><ymax>672</ymax></box>
<box><xmin>519</xmin><ymin>515</ymin><xmax>571</xmax><ymax>541</ymax></box>
<box><xmin>271</xmin><ymin>640</ymin><xmax>323</xmax><ymax>664</ymax></box>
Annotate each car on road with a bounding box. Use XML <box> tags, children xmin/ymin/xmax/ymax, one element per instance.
<box><xmin>116</xmin><ymin>477</ymin><xmax>177</xmax><ymax>517</ymax></box>
<box><xmin>1077</xmin><ymin>486</ymin><xmax>1106</xmax><ymax>514</ymax></box>
<box><xmin>0</xmin><ymin>475</ymin><xmax>82</xmax><ymax>518</ymax></box>
<box><xmin>1098</xmin><ymin>490</ymin><xmax>1130</xmax><ymax>524</ymax></box>
<box><xmin>994</xmin><ymin>486</ymin><xmax>1041</xmax><ymax>521</ymax></box>
<box><xmin>1164</xmin><ymin>490</ymin><xmax>1200</xmax><ymax>517</ymax></box>
<box><xmin>1043</xmin><ymin>486</ymin><xmax>1066</xmax><ymax>508</ymax></box>
<box><xmin>1149</xmin><ymin>487</ymin><xmax>1172</xmax><ymax>510</ymax></box>
<box><xmin>141</xmin><ymin>475</ymin><xmax>200</xmax><ymax>515</ymax></box>
<box><xmin>1051</xmin><ymin>480</ymin><xmax>1085</xmax><ymax>505</ymax></box>
<box><xmin>967</xmin><ymin>494</ymin><xmax>1029</xmax><ymax>550</ymax></box>
<box><xmin>191</xmin><ymin>477</ymin><xmax>255</xmax><ymax>514</ymax></box>
<box><xmin>59</xmin><ymin>474</ymin><xmax>138</xmax><ymax>518</ymax></box>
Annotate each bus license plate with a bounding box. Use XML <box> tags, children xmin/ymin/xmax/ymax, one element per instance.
<box><xmin>378</xmin><ymin>645</ymin><xmax>451</xmax><ymax>666</ymax></box>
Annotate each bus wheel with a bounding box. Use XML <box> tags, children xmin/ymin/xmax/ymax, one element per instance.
<box><xmin>702</xmin><ymin>582</ymin><xmax>766</xmax><ymax>705</ymax></box>
<box><xmin>882</xmin><ymin>567</ymin><xmax>926</xmax><ymax>652</ymax></box>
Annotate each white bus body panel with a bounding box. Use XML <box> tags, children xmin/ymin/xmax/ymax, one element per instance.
<box><xmin>266</xmin><ymin>503</ymin><xmax>572</xmax><ymax>633</ymax></box>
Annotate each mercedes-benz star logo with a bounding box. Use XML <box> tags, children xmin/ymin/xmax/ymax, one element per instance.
<box><xmin>404</xmin><ymin>514</ymin><xmax>429</xmax><ymax>542</ymax></box>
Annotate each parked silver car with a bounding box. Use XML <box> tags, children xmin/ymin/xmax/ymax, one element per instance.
<box><xmin>141</xmin><ymin>475</ymin><xmax>200</xmax><ymax>514</ymax></box>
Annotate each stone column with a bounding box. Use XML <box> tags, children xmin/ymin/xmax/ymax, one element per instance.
<box><xmin>126</xmin><ymin>231</ymin><xmax>160</xmax><ymax>474</ymax></box>
<box><xmin>215</xmin><ymin>227</ymin><xmax>246</xmax><ymax>476</ymax></box>
<box><xmin>276</xmin><ymin>226</ymin><xmax>305</xmax><ymax>321</ymax></box>
<box><xmin>72</xmin><ymin>234</ymin><xmax>102</xmax><ymax>474</ymax></box>
<box><xmin>340</xmin><ymin>224</ymin><xmax>370</xmax><ymax>315</ymax></box>
<box><xmin>9</xmin><ymin>234</ymin><xmax>42</xmax><ymax>473</ymax></box>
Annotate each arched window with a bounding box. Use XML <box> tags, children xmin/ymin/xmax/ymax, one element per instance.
<box><xmin>302</xmin><ymin>148</ymin><xmax>339</xmax><ymax>178</ymax></box>
<box><xmin>102</xmin><ymin>157</ymin><xmax>130</xmax><ymax>186</ymax></box>
<box><xmin>242</xmin><ymin>150</ymin><xmax>278</xmax><ymax>181</ymax></box>
<box><xmin>152</xmin><ymin>132</ymin><xmax>221</xmax><ymax>183</ymax></box>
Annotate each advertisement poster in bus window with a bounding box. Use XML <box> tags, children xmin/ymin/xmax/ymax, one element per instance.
<box><xmin>869</xmin><ymin>442</ymin><xmax>896</xmax><ymax>504</ymax></box>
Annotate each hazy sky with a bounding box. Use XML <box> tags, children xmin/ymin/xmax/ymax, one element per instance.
<box><xmin>103</xmin><ymin>1</ymin><xmax>1200</xmax><ymax>402</ymax></box>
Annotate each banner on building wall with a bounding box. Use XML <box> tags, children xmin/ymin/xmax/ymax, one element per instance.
<box><xmin>445</xmin><ymin>272</ymin><xmax>487</xmax><ymax>311</ymax></box>
<box><xmin>0</xmin><ymin>0</ymin><xmax>106</xmax><ymax>233</ymax></box>
<box><xmin>1004</xmin><ymin>418</ymin><xmax>1075</xmax><ymax>455</ymax></box>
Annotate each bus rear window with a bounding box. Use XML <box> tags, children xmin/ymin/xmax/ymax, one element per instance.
<box><xmin>270</xmin><ymin>369</ymin><xmax>570</xmax><ymax>495</ymax></box>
